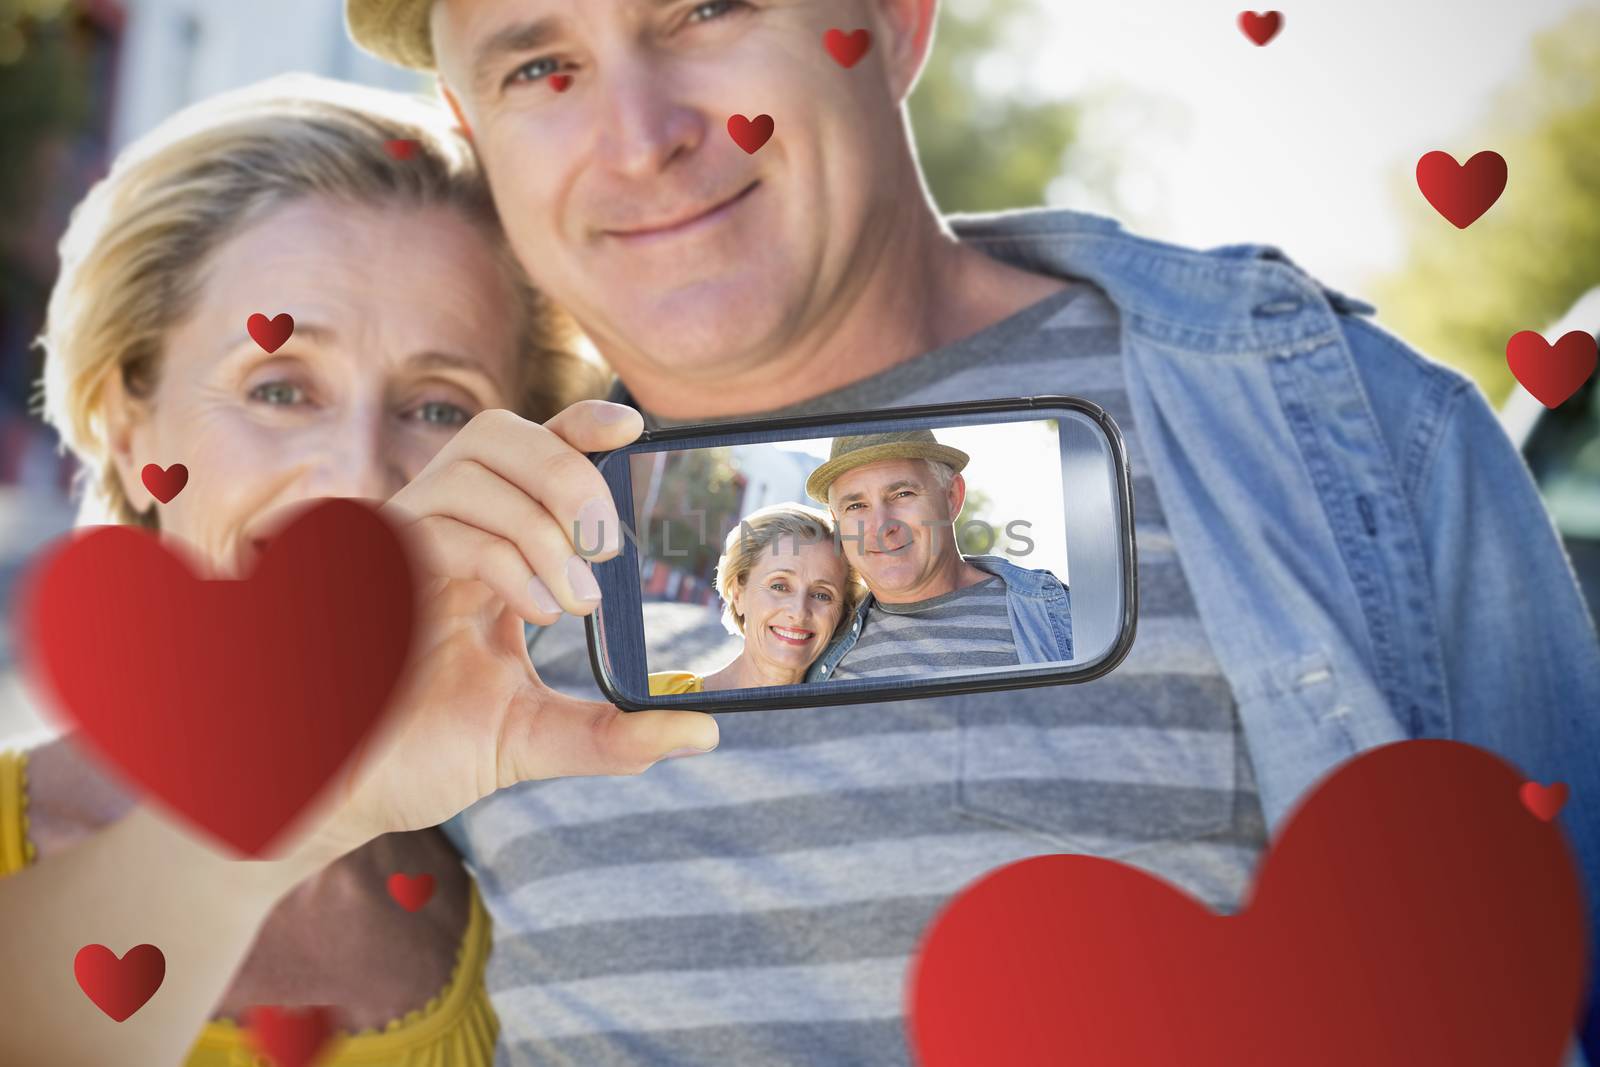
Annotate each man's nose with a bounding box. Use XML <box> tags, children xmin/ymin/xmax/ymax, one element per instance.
<box><xmin>593</xmin><ymin>56</ymin><xmax>706</xmax><ymax>177</ymax></box>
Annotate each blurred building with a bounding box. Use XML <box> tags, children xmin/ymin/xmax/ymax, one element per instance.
<box><xmin>109</xmin><ymin>0</ymin><xmax>420</xmax><ymax>150</ymax></box>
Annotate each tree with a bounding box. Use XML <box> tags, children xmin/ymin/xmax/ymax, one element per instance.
<box><xmin>906</xmin><ymin>0</ymin><xmax>1085</xmax><ymax>214</ymax></box>
<box><xmin>1369</xmin><ymin>8</ymin><xmax>1600</xmax><ymax>405</ymax></box>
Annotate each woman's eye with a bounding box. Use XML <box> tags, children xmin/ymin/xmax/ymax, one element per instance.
<box><xmin>248</xmin><ymin>381</ymin><xmax>306</xmax><ymax>407</ymax></box>
<box><xmin>507</xmin><ymin>56</ymin><xmax>562</xmax><ymax>87</ymax></box>
<box><xmin>813</xmin><ymin>591</ymin><xmax>833</xmax><ymax>602</ymax></box>
<box><xmin>688</xmin><ymin>0</ymin><xmax>746</xmax><ymax>24</ymax></box>
<box><xmin>408</xmin><ymin>401</ymin><xmax>472</xmax><ymax>427</ymax></box>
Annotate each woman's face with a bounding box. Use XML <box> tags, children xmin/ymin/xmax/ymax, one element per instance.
<box><xmin>108</xmin><ymin>195</ymin><xmax>521</xmax><ymax>576</ymax></box>
<box><xmin>731</xmin><ymin>536</ymin><xmax>849</xmax><ymax>681</ymax></box>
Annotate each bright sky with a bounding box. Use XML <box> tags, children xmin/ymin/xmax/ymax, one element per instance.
<box><xmin>971</xmin><ymin>0</ymin><xmax>1593</xmax><ymax>298</ymax></box>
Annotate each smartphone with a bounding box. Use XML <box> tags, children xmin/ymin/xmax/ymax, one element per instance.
<box><xmin>583</xmin><ymin>395</ymin><xmax>1136</xmax><ymax>712</ymax></box>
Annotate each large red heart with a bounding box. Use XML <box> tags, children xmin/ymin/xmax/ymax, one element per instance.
<box><xmin>1237</xmin><ymin>10</ymin><xmax>1282</xmax><ymax>46</ymax></box>
<box><xmin>17</xmin><ymin>498</ymin><xmax>417</xmax><ymax>857</ymax></box>
<box><xmin>74</xmin><ymin>943</ymin><xmax>165</xmax><ymax>1022</ymax></box>
<box><xmin>909</xmin><ymin>740</ymin><xmax>1587</xmax><ymax>1067</ymax></box>
<box><xmin>824</xmin><ymin>28</ymin><xmax>873</xmax><ymax>68</ymax></box>
<box><xmin>247</xmin><ymin>312</ymin><xmax>295</xmax><ymax>354</ymax></box>
<box><xmin>727</xmin><ymin>114</ymin><xmax>775</xmax><ymax>155</ymax></box>
<box><xmin>1415</xmin><ymin>149</ymin><xmax>1507</xmax><ymax>229</ymax></box>
<box><xmin>245</xmin><ymin>1005</ymin><xmax>339</xmax><ymax>1067</ymax></box>
<box><xmin>1507</xmin><ymin>329</ymin><xmax>1598</xmax><ymax>409</ymax></box>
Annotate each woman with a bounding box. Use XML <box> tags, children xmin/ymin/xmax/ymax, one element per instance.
<box><xmin>649</xmin><ymin>503</ymin><xmax>865</xmax><ymax>694</ymax></box>
<box><xmin>0</xmin><ymin>74</ymin><xmax>717</xmax><ymax>1065</ymax></box>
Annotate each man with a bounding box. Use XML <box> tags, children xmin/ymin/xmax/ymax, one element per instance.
<box><xmin>801</xmin><ymin>429</ymin><xmax>1073</xmax><ymax>682</ymax></box>
<box><xmin>347</xmin><ymin>1</ymin><xmax>1600</xmax><ymax>1063</ymax></box>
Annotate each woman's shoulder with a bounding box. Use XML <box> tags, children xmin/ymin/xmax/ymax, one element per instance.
<box><xmin>648</xmin><ymin>671</ymin><xmax>704</xmax><ymax>695</ymax></box>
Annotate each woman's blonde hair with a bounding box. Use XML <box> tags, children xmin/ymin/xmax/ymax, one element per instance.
<box><xmin>713</xmin><ymin>503</ymin><xmax>866</xmax><ymax>638</ymax></box>
<box><xmin>36</xmin><ymin>73</ymin><xmax>605</xmax><ymax>529</ymax></box>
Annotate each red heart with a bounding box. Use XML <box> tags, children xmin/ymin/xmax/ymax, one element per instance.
<box><xmin>824</xmin><ymin>28</ymin><xmax>872</xmax><ymax>68</ymax></box>
<box><xmin>1237</xmin><ymin>10</ymin><xmax>1283</xmax><ymax>45</ymax></box>
<box><xmin>1521</xmin><ymin>780</ymin><xmax>1571</xmax><ymax>821</ymax></box>
<box><xmin>1507</xmin><ymin>330</ymin><xmax>1598</xmax><ymax>409</ymax></box>
<box><xmin>727</xmin><ymin>114</ymin><xmax>775</xmax><ymax>155</ymax></box>
<box><xmin>550</xmin><ymin>73</ymin><xmax>573</xmax><ymax>92</ymax></box>
<box><xmin>383</xmin><ymin>138</ymin><xmax>418</xmax><ymax>161</ymax></box>
<box><xmin>909</xmin><ymin>740</ymin><xmax>1586</xmax><ymax>1067</ymax></box>
<box><xmin>73</xmin><ymin>943</ymin><xmax>165</xmax><ymax>1022</ymax></box>
<box><xmin>246</xmin><ymin>312</ymin><xmax>295</xmax><ymax>354</ymax></box>
<box><xmin>1415</xmin><ymin>149</ymin><xmax>1507</xmax><ymax>229</ymax></box>
<box><xmin>387</xmin><ymin>871</ymin><xmax>436</xmax><ymax>912</ymax></box>
<box><xmin>141</xmin><ymin>462</ymin><xmax>188</xmax><ymax>504</ymax></box>
<box><xmin>245</xmin><ymin>1005</ymin><xmax>339</xmax><ymax>1067</ymax></box>
<box><xmin>17</xmin><ymin>498</ymin><xmax>417</xmax><ymax>856</ymax></box>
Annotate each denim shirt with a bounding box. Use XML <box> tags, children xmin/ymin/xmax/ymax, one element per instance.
<box><xmin>804</xmin><ymin>554</ymin><xmax>1073</xmax><ymax>682</ymax></box>
<box><xmin>936</xmin><ymin>207</ymin><xmax>1600</xmax><ymax>1060</ymax></box>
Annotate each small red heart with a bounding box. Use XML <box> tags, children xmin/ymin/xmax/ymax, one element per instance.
<box><xmin>17</xmin><ymin>499</ymin><xmax>417</xmax><ymax>856</ymax></box>
<box><xmin>387</xmin><ymin>871</ymin><xmax>436</xmax><ymax>912</ymax></box>
<box><xmin>74</xmin><ymin>943</ymin><xmax>165</xmax><ymax>1022</ymax></box>
<box><xmin>141</xmin><ymin>462</ymin><xmax>188</xmax><ymax>504</ymax></box>
<box><xmin>824</xmin><ymin>28</ymin><xmax>872</xmax><ymax>68</ymax></box>
<box><xmin>246</xmin><ymin>312</ymin><xmax>295</xmax><ymax>354</ymax></box>
<box><xmin>245</xmin><ymin>1005</ymin><xmax>339</xmax><ymax>1067</ymax></box>
<box><xmin>1520</xmin><ymin>780</ymin><xmax>1570</xmax><ymax>821</ymax></box>
<box><xmin>1507</xmin><ymin>330</ymin><xmax>1598</xmax><ymax>409</ymax></box>
<box><xmin>909</xmin><ymin>741</ymin><xmax>1586</xmax><ymax>1067</ymax></box>
<box><xmin>383</xmin><ymin>138</ymin><xmax>418</xmax><ymax>160</ymax></box>
<box><xmin>1415</xmin><ymin>149</ymin><xmax>1507</xmax><ymax>229</ymax></box>
<box><xmin>727</xmin><ymin>113</ymin><xmax>775</xmax><ymax>155</ymax></box>
<box><xmin>1238</xmin><ymin>10</ymin><xmax>1283</xmax><ymax>45</ymax></box>
<box><xmin>550</xmin><ymin>73</ymin><xmax>573</xmax><ymax>92</ymax></box>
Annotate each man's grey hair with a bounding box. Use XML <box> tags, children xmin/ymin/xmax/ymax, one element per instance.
<box><xmin>827</xmin><ymin>459</ymin><xmax>957</xmax><ymax>508</ymax></box>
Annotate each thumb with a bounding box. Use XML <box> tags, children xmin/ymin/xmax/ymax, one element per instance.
<box><xmin>543</xmin><ymin>398</ymin><xmax>645</xmax><ymax>454</ymax></box>
<box><xmin>501</xmin><ymin>694</ymin><xmax>720</xmax><ymax>785</ymax></box>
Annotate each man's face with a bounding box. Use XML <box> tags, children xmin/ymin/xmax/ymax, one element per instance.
<box><xmin>433</xmin><ymin>0</ymin><xmax>923</xmax><ymax>379</ymax></box>
<box><xmin>829</xmin><ymin>457</ymin><xmax>961</xmax><ymax>601</ymax></box>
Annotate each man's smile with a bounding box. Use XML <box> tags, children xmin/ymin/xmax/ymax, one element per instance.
<box><xmin>602</xmin><ymin>181</ymin><xmax>760</xmax><ymax>246</ymax></box>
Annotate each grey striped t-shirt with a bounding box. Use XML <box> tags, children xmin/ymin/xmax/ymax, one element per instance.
<box><xmin>829</xmin><ymin>576</ymin><xmax>1019</xmax><ymax>681</ymax></box>
<box><xmin>443</xmin><ymin>280</ymin><xmax>1270</xmax><ymax>1066</ymax></box>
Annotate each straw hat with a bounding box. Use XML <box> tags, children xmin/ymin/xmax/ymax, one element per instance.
<box><xmin>805</xmin><ymin>430</ymin><xmax>970</xmax><ymax>504</ymax></box>
<box><xmin>346</xmin><ymin>0</ymin><xmax>437</xmax><ymax>71</ymax></box>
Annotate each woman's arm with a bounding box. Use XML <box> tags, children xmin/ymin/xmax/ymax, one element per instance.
<box><xmin>0</xmin><ymin>803</ymin><xmax>343</xmax><ymax>1067</ymax></box>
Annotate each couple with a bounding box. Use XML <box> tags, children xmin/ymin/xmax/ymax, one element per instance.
<box><xmin>1</xmin><ymin>0</ymin><xmax>1596</xmax><ymax>1064</ymax></box>
<box><xmin>647</xmin><ymin>429</ymin><xmax>1072</xmax><ymax>695</ymax></box>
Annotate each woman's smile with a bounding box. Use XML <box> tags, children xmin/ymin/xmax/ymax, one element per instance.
<box><xmin>768</xmin><ymin>623</ymin><xmax>816</xmax><ymax>647</ymax></box>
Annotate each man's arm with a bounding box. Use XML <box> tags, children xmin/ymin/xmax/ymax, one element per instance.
<box><xmin>1394</xmin><ymin>346</ymin><xmax>1600</xmax><ymax>1061</ymax></box>
<box><xmin>0</xmin><ymin>804</ymin><xmax>342</xmax><ymax>1066</ymax></box>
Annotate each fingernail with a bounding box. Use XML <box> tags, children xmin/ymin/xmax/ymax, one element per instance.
<box><xmin>526</xmin><ymin>575</ymin><xmax>561</xmax><ymax>615</ymax></box>
<box><xmin>593</xmin><ymin>402</ymin><xmax>636</xmax><ymax>423</ymax></box>
<box><xmin>661</xmin><ymin>745</ymin><xmax>715</xmax><ymax>759</ymax></box>
<box><xmin>576</xmin><ymin>496</ymin><xmax>620</xmax><ymax>557</ymax></box>
<box><xmin>566</xmin><ymin>555</ymin><xmax>602</xmax><ymax>602</ymax></box>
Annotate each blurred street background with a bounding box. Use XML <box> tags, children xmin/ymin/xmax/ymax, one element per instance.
<box><xmin>2</xmin><ymin>0</ymin><xmax>1598</xmax><ymax>738</ymax></box>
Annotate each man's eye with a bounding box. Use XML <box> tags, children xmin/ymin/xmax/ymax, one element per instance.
<box><xmin>507</xmin><ymin>56</ymin><xmax>562</xmax><ymax>87</ymax></box>
<box><xmin>408</xmin><ymin>401</ymin><xmax>472</xmax><ymax>427</ymax></box>
<box><xmin>249</xmin><ymin>381</ymin><xmax>306</xmax><ymax>407</ymax></box>
<box><xmin>688</xmin><ymin>0</ymin><xmax>747</xmax><ymax>25</ymax></box>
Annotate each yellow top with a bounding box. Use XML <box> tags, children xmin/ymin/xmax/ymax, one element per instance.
<box><xmin>0</xmin><ymin>750</ymin><xmax>497</xmax><ymax>1066</ymax></box>
<box><xmin>647</xmin><ymin>671</ymin><xmax>705</xmax><ymax>695</ymax></box>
